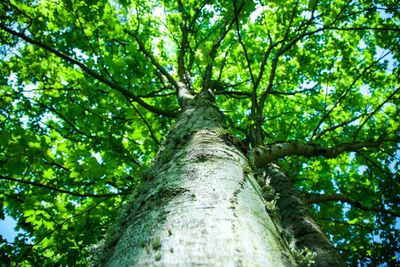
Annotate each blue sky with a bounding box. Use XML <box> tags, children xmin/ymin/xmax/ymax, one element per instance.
<box><xmin>0</xmin><ymin>214</ymin><xmax>18</xmax><ymax>242</ymax></box>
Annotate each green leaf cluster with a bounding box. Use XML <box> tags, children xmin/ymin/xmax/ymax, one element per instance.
<box><xmin>0</xmin><ymin>0</ymin><xmax>398</xmax><ymax>265</ymax></box>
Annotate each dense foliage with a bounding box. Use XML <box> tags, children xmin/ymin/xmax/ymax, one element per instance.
<box><xmin>0</xmin><ymin>0</ymin><xmax>399</xmax><ymax>265</ymax></box>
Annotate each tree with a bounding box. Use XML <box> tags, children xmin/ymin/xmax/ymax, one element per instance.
<box><xmin>0</xmin><ymin>0</ymin><xmax>399</xmax><ymax>265</ymax></box>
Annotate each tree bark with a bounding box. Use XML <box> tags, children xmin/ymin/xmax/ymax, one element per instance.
<box><xmin>92</xmin><ymin>91</ymin><xmax>294</xmax><ymax>266</ymax></box>
<box><xmin>265</xmin><ymin>163</ymin><xmax>343</xmax><ymax>266</ymax></box>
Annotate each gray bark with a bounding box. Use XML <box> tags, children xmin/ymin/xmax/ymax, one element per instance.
<box><xmin>92</xmin><ymin>91</ymin><xmax>294</xmax><ymax>266</ymax></box>
<box><xmin>264</xmin><ymin>163</ymin><xmax>343</xmax><ymax>267</ymax></box>
<box><xmin>251</xmin><ymin>141</ymin><xmax>390</xmax><ymax>168</ymax></box>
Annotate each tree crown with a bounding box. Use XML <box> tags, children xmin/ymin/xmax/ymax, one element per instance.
<box><xmin>0</xmin><ymin>0</ymin><xmax>399</xmax><ymax>265</ymax></box>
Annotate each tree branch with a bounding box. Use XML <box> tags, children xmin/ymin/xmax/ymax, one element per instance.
<box><xmin>176</xmin><ymin>0</ymin><xmax>208</xmax><ymax>90</ymax></box>
<box><xmin>0</xmin><ymin>22</ymin><xmax>178</xmax><ymax>117</ymax></box>
<box><xmin>19</xmin><ymin>197</ymin><xmax>111</xmax><ymax>260</ymax></box>
<box><xmin>37</xmin><ymin>102</ymin><xmax>97</xmax><ymax>138</ymax></box>
<box><xmin>75</xmin><ymin>11</ymin><xmax>117</xmax><ymax>84</ymax></box>
<box><xmin>305</xmin><ymin>193</ymin><xmax>399</xmax><ymax>217</ymax></box>
<box><xmin>250</xmin><ymin>139</ymin><xmax>398</xmax><ymax>168</ymax></box>
<box><xmin>214</xmin><ymin>90</ymin><xmax>252</xmax><ymax>98</ymax></box>
<box><xmin>232</xmin><ymin>0</ymin><xmax>255</xmax><ymax>87</ymax></box>
<box><xmin>0</xmin><ymin>175</ymin><xmax>129</xmax><ymax>198</ymax></box>
<box><xmin>177</xmin><ymin>7</ymin><xmax>190</xmax><ymax>88</ymax></box>
<box><xmin>353</xmin><ymin>87</ymin><xmax>400</xmax><ymax>140</ymax></box>
<box><xmin>317</xmin><ymin>217</ymin><xmax>375</xmax><ymax>231</ymax></box>
<box><xmin>255</xmin><ymin>0</ymin><xmax>302</xmax><ymax>104</ymax></box>
<box><xmin>124</xmin><ymin>29</ymin><xmax>194</xmax><ymax>106</ymax></box>
<box><xmin>129</xmin><ymin>102</ymin><xmax>161</xmax><ymax>145</ymax></box>
<box><xmin>269</xmin><ymin>87</ymin><xmax>318</xmax><ymax>96</ymax></box>
<box><xmin>327</xmin><ymin>26</ymin><xmax>400</xmax><ymax>32</ymax></box>
<box><xmin>124</xmin><ymin>29</ymin><xmax>180</xmax><ymax>91</ymax></box>
<box><xmin>202</xmin><ymin>10</ymin><xmax>237</xmax><ymax>90</ymax></box>
<box><xmin>314</xmin><ymin>113</ymin><xmax>364</xmax><ymax>140</ymax></box>
<box><xmin>310</xmin><ymin>52</ymin><xmax>390</xmax><ymax>139</ymax></box>
<box><xmin>258</xmin><ymin>0</ymin><xmax>356</xmax><ymax>114</ymax></box>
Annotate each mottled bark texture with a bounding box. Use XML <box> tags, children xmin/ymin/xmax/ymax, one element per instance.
<box><xmin>265</xmin><ymin>163</ymin><xmax>343</xmax><ymax>267</ymax></box>
<box><xmin>92</xmin><ymin>91</ymin><xmax>295</xmax><ymax>266</ymax></box>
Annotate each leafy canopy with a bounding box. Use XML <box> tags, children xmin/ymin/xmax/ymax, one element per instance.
<box><xmin>0</xmin><ymin>0</ymin><xmax>399</xmax><ymax>265</ymax></box>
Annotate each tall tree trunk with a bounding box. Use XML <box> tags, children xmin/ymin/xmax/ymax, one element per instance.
<box><xmin>93</xmin><ymin>91</ymin><xmax>293</xmax><ymax>266</ymax></box>
<box><xmin>92</xmin><ymin>91</ymin><xmax>335</xmax><ymax>266</ymax></box>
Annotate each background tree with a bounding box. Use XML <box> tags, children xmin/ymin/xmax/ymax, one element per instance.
<box><xmin>0</xmin><ymin>0</ymin><xmax>399</xmax><ymax>266</ymax></box>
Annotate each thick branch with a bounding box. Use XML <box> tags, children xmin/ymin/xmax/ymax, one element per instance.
<box><xmin>250</xmin><ymin>139</ymin><xmax>397</xmax><ymax>168</ymax></box>
<box><xmin>137</xmin><ymin>88</ymin><xmax>175</xmax><ymax>98</ymax></box>
<box><xmin>214</xmin><ymin>90</ymin><xmax>252</xmax><ymax>98</ymax></box>
<box><xmin>0</xmin><ymin>23</ymin><xmax>178</xmax><ymax>117</ymax></box>
<box><xmin>305</xmin><ymin>193</ymin><xmax>400</xmax><ymax>217</ymax></box>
